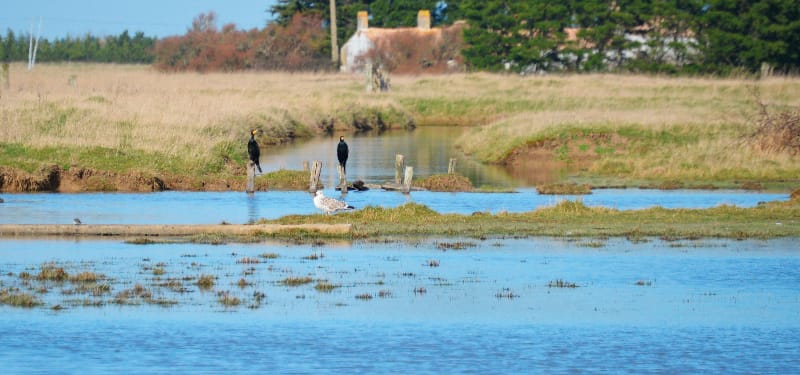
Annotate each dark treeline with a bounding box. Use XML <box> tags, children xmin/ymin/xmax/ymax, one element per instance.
<box><xmin>0</xmin><ymin>30</ymin><xmax>156</xmax><ymax>64</ymax></box>
<box><xmin>455</xmin><ymin>0</ymin><xmax>800</xmax><ymax>75</ymax></box>
<box><xmin>269</xmin><ymin>0</ymin><xmax>800</xmax><ymax>75</ymax></box>
<box><xmin>2</xmin><ymin>0</ymin><xmax>798</xmax><ymax>75</ymax></box>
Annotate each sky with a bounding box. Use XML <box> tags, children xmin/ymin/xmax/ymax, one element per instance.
<box><xmin>2</xmin><ymin>0</ymin><xmax>279</xmax><ymax>40</ymax></box>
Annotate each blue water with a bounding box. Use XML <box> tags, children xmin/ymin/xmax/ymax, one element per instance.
<box><xmin>0</xmin><ymin>188</ymin><xmax>787</xmax><ymax>225</ymax></box>
<box><xmin>1</xmin><ymin>238</ymin><xmax>799</xmax><ymax>373</ymax></box>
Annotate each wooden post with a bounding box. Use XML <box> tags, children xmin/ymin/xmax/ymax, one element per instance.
<box><xmin>330</xmin><ymin>0</ymin><xmax>338</xmax><ymax>66</ymax></box>
<box><xmin>403</xmin><ymin>166</ymin><xmax>414</xmax><ymax>194</ymax></box>
<box><xmin>1</xmin><ymin>63</ymin><xmax>8</xmax><ymax>90</ymax></box>
<box><xmin>395</xmin><ymin>154</ymin><xmax>405</xmax><ymax>184</ymax></box>
<box><xmin>337</xmin><ymin>164</ymin><xmax>348</xmax><ymax>193</ymax></box>
<box><xmin>302</xmin><ymin>160</ymin><xmax>309</xmax><ymax>172</ymax></box>
<box><xmin>448</xmin><ymin>158</ymin><xmax>457</xmax><ymax>174</ymax></box>
<box><xmin>246</xmin><ymin>161</ymin><xmax>256</xmax><ymax>194</ymax></box>
<box><xmin>309</xmin><ymin>160</ymin><xmax>322</xmax><ymax>193</ymax></box>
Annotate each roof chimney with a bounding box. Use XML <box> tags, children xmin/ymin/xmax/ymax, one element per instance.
<box><xmin>357</xmin><ymin>11</ymin><xmax>368</xmax><ymax>31</ymax></box>
<box><xmin>417</xmin><ymin>10</ymin><xmax>431</xmax><ymax>30</ymax></box>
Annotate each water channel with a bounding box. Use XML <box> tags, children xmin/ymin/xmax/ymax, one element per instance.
<box><xmin>260</xmin><ymin>127</ymin><xmax>513</xmax><ymax>188</ymax></box>
<box><xmin>1</xmin><ymin>127</ymin><xmax>798</xmax><ymax>373</ymax></box>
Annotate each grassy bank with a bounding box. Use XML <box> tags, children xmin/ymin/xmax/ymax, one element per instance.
<box><xmin>260</xmin><ymin>197</ymin><xmax>800</xmax><ymax>239</ymax></box>
<box><xmin>1</xmin><ymin>63</ymin><xmax>799</xmax><ymax>190</ymax></box>
<box><xmin>453</xmin><ymin>75</ymin><xmax>800</xmax><ymax>188</ymax></box>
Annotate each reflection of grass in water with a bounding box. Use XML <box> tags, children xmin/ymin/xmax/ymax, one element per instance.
<box><xmin>435</xmin><ymin>241</ymin><xmax>476</xmax><ymax>251</ymax></box>
<box><xmin>536</xmin><ymin>183</ymin><xmax>592</xmax><ymax>195</ymax></box>
<box><xmin>302</xmin><ymin>253</ymin><xmax>323</xmax><ymax>260</ymax></box>
<box><xmin>495</xmin><ymin>290</ymin><xmax>519</xmax><ymax>299</ymax></box>
<box><xmin>355</xmin><ymin>293</ymin><xmax>373</xmax><ymax>300</ymax></box>
<box><xmin>577</xmin><ymin>240</ymin><xmax>606</xmax><ymax>248</ymax></box>
<box><xmin>259</xmin><ymin>252</ymin><xmax>279</xmax><ymax>259</ymax></box>
<box><xmin>547</xmin><ymin>279</ymin><xmax>578</xmax><ymax>288</ymax></box>
<box><xmin>217</xmin><ymin>291</ymin><xmax>241</xmax><ymax>307</ymax></box>
<box><xmin>125</xmin><ymin>238</ymin><xmax>158</xmax><ymax>245</ymax></box>
<box><xmin>315</xmin><ymin>281</ymin><xmax>338</xmax><ymax>292</ymax></box>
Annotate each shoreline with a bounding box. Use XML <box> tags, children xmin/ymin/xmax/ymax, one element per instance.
<box><xmin>0</xmin><ymin>223</ymin><xmax>353</xmax><ymax>238</ymax></box>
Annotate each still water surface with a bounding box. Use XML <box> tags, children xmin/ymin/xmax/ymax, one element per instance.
<box><xmin>1</xmin><ymin>237</ymin><xmax>798</xmax><ymax>373</ymax></box>
<box><xmin>0</xmin><ymin>188</ymin><xmax>787</xmax><ymax>224</ymax></box>
<box><xmin>260</xmin><ymin>127</ymin><xmax>513</xmax><ymax>188</ymax></box>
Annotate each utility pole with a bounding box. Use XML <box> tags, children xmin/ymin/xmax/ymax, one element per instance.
<box><xmin>330</xmin><ymin>0</ymin><xmax>338</xmax><ymax>68</ymax></box>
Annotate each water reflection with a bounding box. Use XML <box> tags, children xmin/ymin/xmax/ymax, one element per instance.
<box><xmin>261</xmin><ymin>127</ymin><xmax>517</xmax><ymax>188</ymax></box>
<box><xmin>0</xmin><ymin>189</ymin><xmax>788</xmax><ymax>225</ymax></box>
<box><xmin>246</xmin><ymin>193</ymin><xmax>259</xmax><ymax>224</ymax></box>
<box><xmin>1</xmin><ymin>237</ymin><xmax>799</xmax><ymax>374</ymax></box>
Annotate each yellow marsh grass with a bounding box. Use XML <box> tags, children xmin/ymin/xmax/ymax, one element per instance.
<box><xmin>2</xmin><ymin>64</ymin><xmax>799</xmax><ymax>181</ymax></box>
<box><xmin>1</xmin><ymin>63</ymin><xmax>375</xmax><ymax>159</ymax></box>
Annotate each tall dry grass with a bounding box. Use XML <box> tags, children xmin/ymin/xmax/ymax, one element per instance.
<box><xmin>0</xmin><ymin>63</ymin><xmax>374</xmax><ymax>160</ymax></box>
<box><xmin>2</xmin><ymin>63</ymin><xmax>799</xmax><ymax>182</ymax></box>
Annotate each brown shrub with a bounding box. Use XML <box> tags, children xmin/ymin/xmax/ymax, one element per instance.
<box><xmin>416</xmin><ymin>174</ymin><xmax>473</xmax><ymax>192</ymax></box>
<box><xmin>750</xmin><ymin>102</ymin><xmax>800</xmax><ymax>156</ymax></box>
<box><xmin>361</xmin><ymin>22</ymin><xmax>465</xmax><ymax>74</ymax></box>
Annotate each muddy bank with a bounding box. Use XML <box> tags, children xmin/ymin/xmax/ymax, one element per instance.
<box><xmin>0</xmin><ymin>165</ymin><xmax>250</xmax><ymax>193</ymax></box>
<box><xmin>503</xmin><ymin>133</ymin><xmax>622</xmax><ymax>185</ymax></box>
<box><xmin>0</xmin><ymin>223</ymin><xmax>352</xmax><ymax>237</ymax></box>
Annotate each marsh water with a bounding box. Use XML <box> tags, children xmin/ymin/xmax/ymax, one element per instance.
<box><xmin>0</xmin><ymin>189</ymin><xmax>788</xmax><ymax>225</ymax></box>
<box><xmin>1</xmin><ymin>127</ymin><xmax>799</xmax><ymax>373</ymax></box>
<box><xmin>1</xmin><ymin>237</ymin><xmax>799</xmax><ymax>374</ymax></box>
<box><xmin>261</xmin><ymin>127</ymin><xmax>515</xmax><ymax>188</ymax></box>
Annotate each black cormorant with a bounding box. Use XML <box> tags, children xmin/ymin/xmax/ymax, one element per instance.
<box><xmin>337</xmin><ymin>136</ymin><xmax>349</xmax><ymax>173</ymax></box>
<box><xmin>248</xmin><ymin>130</ymin><xmax>262</xmax><ymax>173</ymax></box>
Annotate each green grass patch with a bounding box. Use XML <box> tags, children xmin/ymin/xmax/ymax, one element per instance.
<box><xmin>536</xmin><ymin>183</ymin><xmax>592</xmax><ymax>195</ymax></box>
<box><xmin>262</xmin><ymin>198</ymin><xmax>800</xmax><ymax>239</ymax></box>
<box><xmin>0</xmin><ymin>289</ymin><xmax>42</xmax><ymax>307</ymax></box>
<box><xmin>37</xmin><ymin>262</ymin><xmax>69</xmax><ymax>282</ymax></box>
<box><xmin>257</xmin><ymin>169</ymin><xmax>310</xmax><ymax>190</ymax></box>
<box><xmin>197</xmin><ymin>274</ymin><xmax>215</xmax><ymax>290</ymax></box>
<box><xmin>281</xmin><ymin>276</ymin><xmax>313</xmax><ymax>286</ymax></box>
<box><xmin>416</xmin><ymin>174</ymin><xmax>474</xmax><ymax>192</ymax></box>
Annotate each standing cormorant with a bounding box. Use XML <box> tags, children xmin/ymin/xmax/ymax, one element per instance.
<box><xmin>248</xmin><ymin>130</ymin><xmax>262</xmax><ymax>173</ymax></box>
<box><xmin>337</xmin><ymin>136</ymin><xmax>349</xmax><ymax>173</ymax></box>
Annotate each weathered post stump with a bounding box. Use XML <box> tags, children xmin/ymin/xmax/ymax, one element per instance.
<box><xmin>309</xmin><ymin>160</ymin><xmax>322</xmax><ymax>193</ymax></box>
<box><xmin>403</xmin><ymin>166</ymin><xmax>414</xmax><ymax>194</ymax></box>
<box><xmin>337</xmin><ymin>164</ymin><xmax>348</xmax><ymax>194</ymax></box>
<box><xmin>395</xmin><ymin>154</ymin><xmax>405</xmax><ymax>184</ymax></box>
<box><xmin>448</xmin><ymin>158</ymin><xmax>457</xmax><ymax>174</ymax></box>
<box><xmin>302</xmin><ymin>160</ymin><xmax>309</xmax><ymax>172</ymax></box>
<box><xmin>246</xmin><ymin>160</ymin><xmax>256</xmax><ymax>194</ymax></box>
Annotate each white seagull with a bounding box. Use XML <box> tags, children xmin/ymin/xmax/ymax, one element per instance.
<box><xmin>73</xmin><ymin>218</ymin><xmax>82</xmax><ymax>225</ymax></box>
<box><xmin>313</xmin><ymin>191</ymin><xmax>355</xmax><ymax>214</ymax></box>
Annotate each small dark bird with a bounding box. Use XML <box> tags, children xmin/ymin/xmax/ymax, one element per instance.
<box><xmin>337</xmin><ymin>136</ymin><xmax>349</xmax><ymax>173</ymax></box>
<box><xmin>248</xmin><ymin>130</ymin><xmax>262</xmax><ymax>173</ymax></box>
<box><xmin>73</xmin><ymin>218</ymin><xmax>82</xmax><ymax>225</ymax></box>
